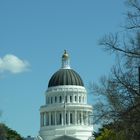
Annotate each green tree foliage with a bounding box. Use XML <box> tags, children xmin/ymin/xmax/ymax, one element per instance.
<box><xmin>96</xmin><ymin>128</ymin><xmax>116</xmax><ymax>140</ymax></box>
<box><xmin>92</xmin><ymin>0</ymin><xmax>140</xmax><ymax>139</ymax></box>
<box><xmin>95</xmin><ymin>124</ymin><xmax>129</xmax><ymax>140</ymax></box>
<box><xmin>0</xmin><ymin>123</ymin><xmax>7</xmax><ymax>140</ymax></box>
<box><xmin>0</xmin><ymin>123</ymin><xmax>24</xmax><ymax>140</ymax></box>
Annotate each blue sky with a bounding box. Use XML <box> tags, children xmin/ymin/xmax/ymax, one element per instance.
<box><xmin>0</xmin><ymin>0</ymin><xmax>125</xmax><ymax>137</ymax></box>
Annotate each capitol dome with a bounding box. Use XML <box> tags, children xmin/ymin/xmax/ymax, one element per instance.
<box><xmin>48</xmin><ymin>69</ymin><xmax>84</xmax><ymax>87</ymax></box>
<box><xmin>39</xmin><ymin>50</ymin><xmax>93</xmax><ymax>140</ymax></box>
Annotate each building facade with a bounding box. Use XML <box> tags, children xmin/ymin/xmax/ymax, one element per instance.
<box><xmin>39</xmin><ymin>51</ymin><xmax>93</xmax><ymax>140</ymax></box>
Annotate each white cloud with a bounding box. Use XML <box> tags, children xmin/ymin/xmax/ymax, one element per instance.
<box><xmin>0</xmin><ymin>54</ymin><xmax>30</xmax><ymax>74</ymax></box>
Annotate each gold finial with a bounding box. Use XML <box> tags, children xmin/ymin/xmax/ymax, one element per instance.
<box><xmin>64</xmin><ymin>50</ymin><xmax>67</xmax><ymax>54</ymax></box>
<box><xmin>62</xmin><ymin>50</ymin><xmax>69</xmax><ymax>58</ymax></box>
<box><xmin>61</xmin><ymin>50</ymin><xmax>70</xmax><ymax>68</ymax></box>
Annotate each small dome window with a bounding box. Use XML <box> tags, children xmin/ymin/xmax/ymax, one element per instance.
<box><xmin>75</xmin><ymin>96</ymin><xmax>77</xmax><ymax>102</ymax></box>
<box><xmin>59</xmin><ymin>96</ymin><xmax>62</xmax><ymax>103</ymax></box>
<box><xmin>51</xmin><ymin>97</ymin><xmax>53</xmax><ymax>104</ymax></box>
<box><xmin>70</xmin><ymin>96</ymin><xmax>72</xmax><ymax>102</ymax></box>
<box><xmin>70</xmin><ymin>113</ymin><xmax>73</xmax><ymax>124</ymax></box>
<box><xmin>79</xmin><ymin>96</ymin><xmax>81</xmax><ymax>103</ymax></box>
<box><xmin>55</xmin><ymin>96</ymin><xmax>57</xmax><ymax>103</ymax></box>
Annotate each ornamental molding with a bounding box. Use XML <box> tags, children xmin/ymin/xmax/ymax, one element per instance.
<box><xmin>40</xmin><ymin>125</ymin><xmax>93</xmax><ymax>131</ymax></box>
<box><xmin>40</xmin><ymin>104</ymin><xmax>93</xmax><ymax>112</ymax></box>
<box><xmin>46</xmin><ymin>85</ymin><xmax>87</xmax><ymax>95</ymax></box>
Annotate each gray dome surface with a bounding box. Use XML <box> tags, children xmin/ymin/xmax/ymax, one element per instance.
<box><xmin>48</xmin><ymin>69</ymin><xmax>84</xmax><ymax>87</ymax></box>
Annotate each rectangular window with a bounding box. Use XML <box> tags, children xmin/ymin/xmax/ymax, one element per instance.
<box><xmin>59</xmin><ymin>113</ymin><xmax>62</xmax><ymax>124</ymax></box>
<box><xmin>66</xmin><ymin>113</ymin><xmax>68</xmax><ymax>124</ymax></box>
<box><xmin>75</xmin><ymin>96</ymin><xmax>77</xmax><ymax>102</ymax></box>
<box><xmin>55</xmin><ymin>96</ymin><xmax>57</xmax><ymax>103</ymax></box>
<box><xmin>59</xmin><ymin>96</ymin><xmax>62</xmax><ymax>103</ymax></box>
<box><xmin>70</xmin><ymin>113</ymin><xmax>73</xmax><ymax>124</ymax></box>
<box><xmin>79</xmin><ymin>96</ymin><xmax>81</xmax><ymax>103</ymax></box>
<box><xmin>51</xmin><ymin>97</ymin><xmax>53</xmax><ymax>104</ymax></box>
<box><xmin>70</xmin><ymin>96</ymin><xmax>72</xmax><ymax>102</ymax></box>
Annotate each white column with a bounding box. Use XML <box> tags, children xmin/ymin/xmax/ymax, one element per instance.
<box><xmin>88</xmin><ymin>112</ymin><xmax>91</xmax><ymax>125</ymax></box>
<box><xmin>74</xmin><ymin>110</ymin><xmax>77</xmax><ymax>125</ymax></box>
<box><xmin>40</xmin><ymin>113</ymin><xmax>43</xmax><ymax>127</ymax></box>
<box><xmin>44</xmin><ymin>112</ymin><xmax>46</xmax><ymax>126</ymax></box>
<box><xmin>63</xmin><ymin>111</ymin><xmax>65</xmax><ymax>125</ymax></box>
<box><xmin>42</xmin><ymin>113</ymin><xmax>44</xmax><ymax>126</ymax></box>
<box><xmin>49</xmin><ymin>112</ymin><xmax>51</xmax><ymax>125</ymax></box>
<box><xmin>77</xmin><ymin>95</ymin><xmax>79</xmax><ymax>103</ymax></box>
<box><xmin>81</xmin><ymin>111</ymin><xmax>83</xmax><ymax>125</ymax></box>
<box><xmin>67</xmin><ymin>95</ymin><xmax>70</xmax><ymax>103</ymax></box>
<box><xmin>68</xmin><ymin>111</ymin><xmax>70</xmax><ymax>125</ymax></box>
<box><xmin>86</xmin><ymin>111</ymin><xmax>88</xmax><ymax>125</ymax></box>
<box><xmin>88</xmin><ymin>112</ymin><xmax>90</xmax><ymax>125</ymax></box>
<box><xmin>63</xmin><ymin>95</ymin><xmax>65</xmax><ymax>103</ymax></box>
<box><xmin>77</xmin><ymin>111</ymin><xmax>79</xmax><ymax>124</ymax></box>
<box><xmin>61</xmin><ymin>112</ymin><xmax>63</xmax><ymax>125</ymax></box>
<box><xmin>55</xmin><ymin>111</ymin><xmax>57</xmax><ymax>125</ymax></box>
<box><xmin>73</xmin><ymin>95</ymin><xmax>75</xmax><ymax>103</ymax></box>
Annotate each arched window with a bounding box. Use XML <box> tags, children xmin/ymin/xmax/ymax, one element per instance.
<box><xmin>59</xmin><ymin>96</ymin><xmax>62</xmax><ymax>103</ymax></box>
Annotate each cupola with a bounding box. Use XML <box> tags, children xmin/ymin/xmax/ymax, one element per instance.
<box><xmin>48</xmin><ymin>50</ymin><xmax>84</xmax><ymax>87</ymax></box>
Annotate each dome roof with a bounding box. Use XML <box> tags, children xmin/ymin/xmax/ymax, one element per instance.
<box><xmin>48</xmin><ymin>69</ymin><xmax>84</xmax><ymax>87</ymax></box>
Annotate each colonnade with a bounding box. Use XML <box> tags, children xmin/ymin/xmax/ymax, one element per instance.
<box><xmin>46</xmin><ymin>94</ymin><xmax>86</xmax><ymax>104</ymax></box>
<box><xmin>40</xmin><ymin>110</ymin><xmax>91</xmax><ymax>127</ymax></box>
